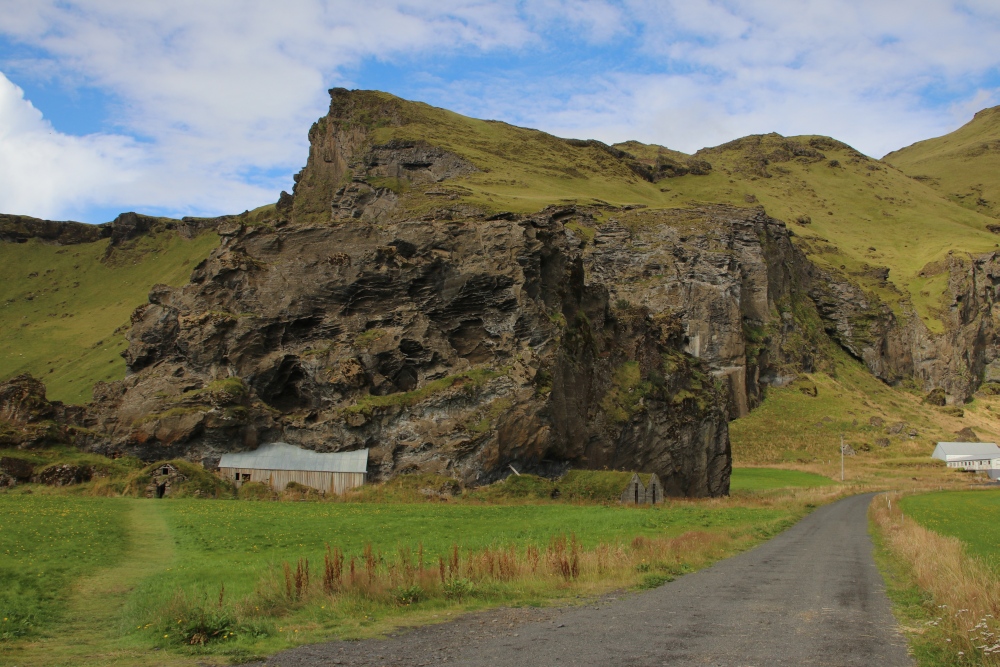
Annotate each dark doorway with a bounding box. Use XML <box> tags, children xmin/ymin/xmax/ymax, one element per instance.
<box><xmin>156</xmin><ymin>483</ymin><xmax>167</xmax><ymax>498</ymax></box>
<box><xmin>634</xmin><ymin>485</ymin><xmax>639</xmax><ymax>504</ymax></box>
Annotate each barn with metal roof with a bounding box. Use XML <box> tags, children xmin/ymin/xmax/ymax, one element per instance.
<box><xmin>932</xmin><ymin>441</ymin><xmax>1000</xmax><ymax>473</ymax></box>
<box><xmin>218</xmin><ymin>442</ymin><xmax>368</xmax><ymax>494</ymax></box>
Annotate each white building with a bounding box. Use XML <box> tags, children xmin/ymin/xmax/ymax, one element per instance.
<box><xmin>932</xmin><ymin>442</ymin><xmax>1000</xmax><ymax>473</ymax></box>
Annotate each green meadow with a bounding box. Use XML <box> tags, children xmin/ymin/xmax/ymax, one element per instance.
<box><xmin>900</xmin><ymin>490</ymin><xmax>1000</xmax><ymax>571</ymax></box>
<box><xmin>729</xmin><ymin>468</ymin><xmax>835</xmax><ymax>491</ymax></box>
<box><xmin>0</xmin><ymin>492</ymin><xmax>811</xmax><ymax>666</ymax></box>
<box><xmin>0</xmin><ymin>496</ymin><xmax>129</xmax><ymax>642</ymax></box>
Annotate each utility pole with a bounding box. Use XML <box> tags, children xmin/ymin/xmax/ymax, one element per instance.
<box><xmin>840</xmin><ymin>433</ymin><xmax>845</xmax><ymax>482</ymax></box>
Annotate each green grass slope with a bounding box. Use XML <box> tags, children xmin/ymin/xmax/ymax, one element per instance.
<box><xmin>885</xmin><ymin>106</ymin><xmax>1000</xmax><ymax>220</ymax></box>
<box><xmin>365</xmin><ymin>94</ymin><xmax>999</xmax><ymax>333</ymax></box>
<box><xmin>0</xmin><ymin>230</ymin><xmax>219</xmax><ymax>404</ymax></box>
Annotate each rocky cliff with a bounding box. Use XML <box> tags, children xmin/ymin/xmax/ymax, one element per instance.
<box><xmin>6</xmin><ymin>88</ymin><xmax>1000</xmax><ymax>496</ymax></box>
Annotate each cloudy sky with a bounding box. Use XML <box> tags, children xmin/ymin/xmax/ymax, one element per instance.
<box><xmin>1</xmin><ymin>1</ymin><xmax>998</xmax><ymax>223</ymax></box>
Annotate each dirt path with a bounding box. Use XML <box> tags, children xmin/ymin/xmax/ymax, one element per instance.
<box><xmin>3</xmin><ymin>500</ymin><xmax>185</xmax><ymax>667</ymax></box>
<box><xmin>250</xmin><ymin>493</ymin><xmax>912</xmax><ymax>667</ymax></box>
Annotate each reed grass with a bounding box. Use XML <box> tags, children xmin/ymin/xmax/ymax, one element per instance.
<box><xmin>871</xmin><ymin>492</ymin><xmax>1000</xmax><ymax>665</ymax></box>
<box><xmin>152</xmin><ymin>530</ymin><xmax>732</xmax><ymax>648</ymax></box>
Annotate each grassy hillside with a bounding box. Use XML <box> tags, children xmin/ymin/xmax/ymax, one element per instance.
<box><xmin>0</xmin><ymin>230</ymin><xmax>219</xmax><ymax>404</ymax></box>
<box><xmin>730</xmin><ymin>344</ymin><xmax>1000</xmax><ymax>484</ymax></box>
<box><xmin>885</xmin><ymin>106</ymin><xmax>1000</xmax><ymax>220</ymax></box>
<box><xmin>368</xmin><ymin>94</ymin><xmax>1000</xmax><ymax>333</ymax></box>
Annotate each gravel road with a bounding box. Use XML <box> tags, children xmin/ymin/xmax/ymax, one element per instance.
<box><xmin>248</xmin><ymin>493</ymin><xmax>912</xmax><ymax>667</ymax></box>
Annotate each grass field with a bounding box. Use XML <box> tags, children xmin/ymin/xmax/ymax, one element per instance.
<box><xmin>900</xmin><ymin>489</ymin><xmax>1000</xmax><ymax>572</ymax></box>
<box><xmin>0</xmin><ymin>230</ymin><xmax>219</xmax><ymax>404</ymax></box>
<box><xmin>873</xmin><ymin>491</ymin><xmax>1000</xmax><ymax>666</ymax></box>
<box><xmin>0</xmin><ymin>491</ymin><xmax>825</xmax><ymax>665</ymax></box>
<box><xmin>729</xmin><ymin>468</ymin><xmax>835</xmax><ymax>491</ymax></box>
<box><xmin>0</xmin><ymin>495</ymin><xmax>130</xmax><ymax>641</ymax></box>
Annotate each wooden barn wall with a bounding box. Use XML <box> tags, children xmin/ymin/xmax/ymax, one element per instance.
<box><xmin>220</xmin><ymin>468</ymin><xmax>365</xmax><ymax>494</ymax></box>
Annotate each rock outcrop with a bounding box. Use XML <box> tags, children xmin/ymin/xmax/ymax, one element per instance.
<box><xmin>0</xmin><ymin>211</ymin><xmax>224</xmax><ymax>248</ymax></box>
<box><xmin>13</xmin><ymin>88</ymin><xmax>1000</xmax><ymax>496</ymax></box>
<box><xmin>808</xmin><ymin>251</ymin><xmax>1000</xmax><ymax>402</ymax></box>
<box><xmin>90</xmin><ymin>202</ymin><xmax>737</xmax><ymax>496</ymax></box>
<box><xmin>0</xmin><ymin>374</ymin><xmax>89</xmax><ymax>448</ymax></box>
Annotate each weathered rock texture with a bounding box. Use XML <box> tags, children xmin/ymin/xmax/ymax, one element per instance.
<box><xmin>13</xmin><ymin>88</ymin><xmax>1000</xmax><ymax>496</ymax></box>
<box><xmin>0</xmin><ymin>374</ymin><xmax>88</xmax><ymax>448</ymax></box>
<box><xmin>808</xmin><ymin>251</ymin><xmax>1000</xmax><ymax>402</ymax></box>
<box><xmin>89</xmin><ymin>203</ymin><xmax>740</xmax><ymax>496</ymax></box>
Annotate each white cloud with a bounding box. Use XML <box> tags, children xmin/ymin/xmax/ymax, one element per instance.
<box><xmin>0</xmin><ymin>0</ymin><xmax>998</xmax><ymax>220</ymax></box>
<box><xmin>0</xmin><ymin>1</ymin><xmax>535</xmax><ymax>220</ymax></box>
<box><xmin>0</xmin><ymin>72</ymin><xmax>141</xmax><ymax>219</ymax></box>
<box><xmin>431</xmin><ymin>0</ymin><xmax>1000</xmax><ymax>156</ymax></box>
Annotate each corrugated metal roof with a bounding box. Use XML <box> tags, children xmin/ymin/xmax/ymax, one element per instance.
<box><xmin>933</xmin><ymin>442</ymin><xmax>1000</xmax><ymax>459</ymax></box>
<box><xmin>218</xmin><ymin>442</ymin><xmax>368</xmax><ymax>473</ymax></box>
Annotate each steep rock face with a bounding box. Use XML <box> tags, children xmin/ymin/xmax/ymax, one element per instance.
<box><xmin>0</xmin><ymin>374</ymin><xmax>88</xmax><ymax>448</ymax></box>
<box><xmin>577</xmin><ymin>206</ymin><xmax>820</xmax><ymax>420</ymax></box>
<box><xmin>808</xmin><ymin>252</ymin><xmax>1000</xmax><ymax>402</ymax></box>
<box><xmin>72</xmin><ymin>88</ymin><xmax>1000</xmax><ymax>493</ymax></box>
<box><xmin>91</xmin><ymin>204</ymin><xmax>734</xmax><ymax>495</ymax></box>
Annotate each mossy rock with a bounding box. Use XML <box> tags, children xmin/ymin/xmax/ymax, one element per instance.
<box><xmin>923</xmin><ymin>387</ymin><xmax>947</xmax><ymax>406</ymax></box>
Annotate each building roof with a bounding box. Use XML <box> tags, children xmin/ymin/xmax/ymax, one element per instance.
<box><xmin>932</xmin><ymin>442</ymin><xmax>1000</xmax><ymax>460</ymax></box>
<box><xmin>218</xmin><ymin>442</ymin><xmax>368</xmax><ymax>473</ymax></box>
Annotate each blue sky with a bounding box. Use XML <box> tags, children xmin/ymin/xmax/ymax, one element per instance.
<box><xmin>1</xmin><ymin>1</ymin><xmax>999</xmax><ymax>223</ymax></box>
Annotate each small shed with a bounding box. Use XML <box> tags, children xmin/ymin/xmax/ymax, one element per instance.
<box><xmin>219</xmin><ymin>442</ymin><xmax>368</xmax><ymax>495</ymax></box>
<box><xmin>621</xmin><ymin>473</ymin><xmax>646</xmax><ymax>505</ymax></box>
<box><xmin>646</xmin><ymin>473</ymin><xmax>663</xmax><ymax>505</ymax></box>
<box><xmin>146</xmin><ymin>462</ymin><xmax>186</xmax><ymax>498</ymax></box>
<box><xmin>932</xmin><ymin>442</ymin><xmax>1000</xmax><ymax>472</ymax></box>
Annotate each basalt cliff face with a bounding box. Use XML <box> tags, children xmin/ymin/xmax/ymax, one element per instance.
<box><xmin>7</xmin><ymin>88</ymin><xmax>1000</xmax><ymax>496</ymax></box>
<box><xmin>88</xmin><ymin>203</ymin><xmax>745</xmax><ymax>495</ymax></box>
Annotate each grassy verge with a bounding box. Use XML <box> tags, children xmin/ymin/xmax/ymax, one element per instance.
<box><xmin>871</xmin><ymin>491</ymin><xmax>1000</xmax><ymax>666</ymax></box>
<box><xmin>0</xmin><ymin>486</ymin><xmax>845</xmax><ymax>665</ymax></box>
<box><xmin>900</xmin><ymin>490</ymin><xmax>1000</xmax><ymax>570</ymax></box>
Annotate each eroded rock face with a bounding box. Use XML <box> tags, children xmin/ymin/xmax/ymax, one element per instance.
<box><xmin>59</xmin><ymin>87</ymin><xmax>1000</xmax><ymax>494</ymax></box>
<box><xmin>809</xmin><ymin>251</ymin><xmax>1000</xmax><ymax>401</ymax></box>
<box><xmin>0</xmin><ymin>374</ymin><xmax>87</xmax><ymax>448</ymax></box>
<box><xmin>90</xmin><ymin>202</ymin><xmax>737</xmax><ymax>496</ymax></box>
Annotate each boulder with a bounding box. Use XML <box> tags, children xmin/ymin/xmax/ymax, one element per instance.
<box><xmin>34</xmin><ymin>464</ymin><xmax>93</xmax><ymax>486</ymax></box>
<box><xmin>0</xmin><ymin>456</ymin><xmax>34</xmax><ymax>481</ymax></box>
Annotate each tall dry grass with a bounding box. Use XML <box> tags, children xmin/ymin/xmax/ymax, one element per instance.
<box><xmin>157</xmin><ymin>530</ymin><xmax>732</xmax><ymax>646</ymax></box>
<box><xmin>871</xmin><ymin>492</ymin><xmax>1000</xmax><ymax>664</ymax></box>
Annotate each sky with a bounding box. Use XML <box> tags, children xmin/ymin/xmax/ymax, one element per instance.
<box><xmin>1</xmin><ymin>1</ymin><xmax>998</xmax><ymax>223</ymax></box>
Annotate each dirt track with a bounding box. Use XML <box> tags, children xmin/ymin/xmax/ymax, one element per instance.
<box><xmin>248</xmin><ymin>493</ymin><xmax>912</xmax><ymax>666</ymax></box>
